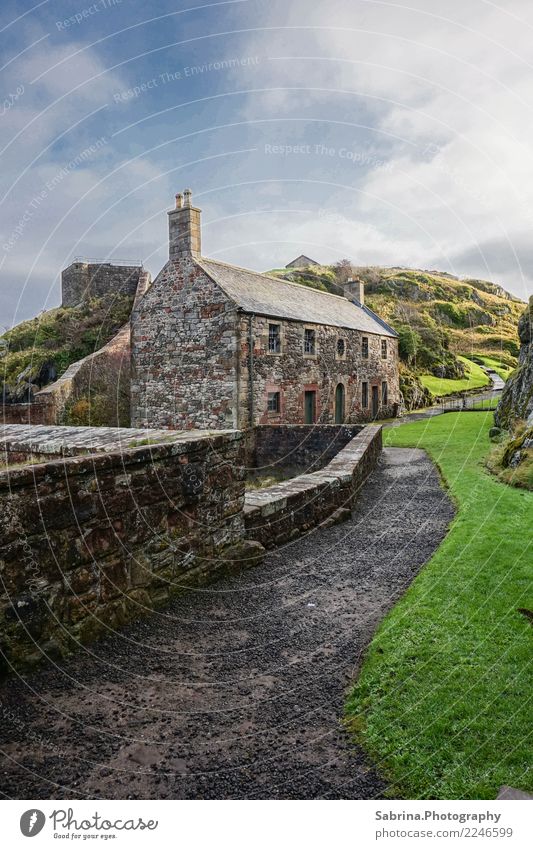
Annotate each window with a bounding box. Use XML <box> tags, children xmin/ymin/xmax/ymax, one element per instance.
<box><xmin>336</xmin><ymin>337</ymin><xmax>346</xmax><ymax>358</ymax></box>
<box><xmin>381</xmin><ymin>339</ymin><xmax>388</xmax><ymax>359</ymax></box>
<box><xmin>362</xmin><ymin>381</ymin><xmax>369</xmax><ymax>409</ymax></box>
<box><xmin>382</xmin><ymin>381</ymin><xmax>388</xmax><ymax>406</ymax></box>
<box><xmin>362</xmin><ymin>337</ymin><xmax>369</xmax><ymax>359</ymax></box>
<box><xmin>268</xmin><ymin>323</ymin><xmax>281</xmax><ymax>353</ymax></box>
<box><xmin>267</xmin><ymin>391</ymin><xmax>281</xmax><ymax>413</ymax></box>
<box><xmin>304</xmin><ymin>328</ymin><xmax>316</xmax><ymax>355</ymax></box>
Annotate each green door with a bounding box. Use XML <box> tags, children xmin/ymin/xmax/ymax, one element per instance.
<box><xmin>304</xmin><ymin>390</ymin><xmax>316</xmax><ymax>424</ymax></box>
<box><xmin>335</xmin><ymin>383</ymin><xmax>345</xmax><ymax>423</ymax></box>
<box><xmin>371</xmin><ymin>385</ymin><xmax>379</xmax><ymax>418</ymax></box>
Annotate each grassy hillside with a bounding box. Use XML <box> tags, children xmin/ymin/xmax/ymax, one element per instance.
<box><xmin>0</xmin><ymin>293</ymin><xmax>133</xmax><ymax>403</ymax></box>
<box><xmin>268</xmin><ymin>264</ymin><xmax>524</xmax><ymax>406</ymax></box>
<box><xmin>420</xmin><ymin>355</ymin><xmax>489</xmax><ymax>396</ymax></box>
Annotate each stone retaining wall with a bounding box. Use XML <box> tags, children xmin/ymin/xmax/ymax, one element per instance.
<box><xmin>0</xmin><ymin>425</ymin><xmax>263</xmax><ymax>672</ymax></box>
<box><xmin>244</xmin><ymin>425</ymin><xmax>382</xmax><ymax>548</ymax></box>
<box><xmin>246</xmin><ymin>424</ymin><xmax>363</xmax><ymax>472</ymax></box>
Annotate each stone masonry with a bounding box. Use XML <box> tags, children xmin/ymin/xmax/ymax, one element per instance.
<box><xmin>131</xmin><ymin>191</ymin><xmax>400</xmax><ymax>430</ymax></box>
<box><xmin>0</xmin><ymin>424</ymin><xmax>263</xmax><ymax>671</ymax></box>
<box><xmin>61</xmin><ymin>261</ymin><xmax>144</xmax><ymax>307</ymax></box>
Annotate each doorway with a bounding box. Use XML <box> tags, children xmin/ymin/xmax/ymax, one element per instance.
<box><xmin>335</xmin><ymin>383</ymin><xmax>345</xmax><ymax>424</ymax></box>
<box><xmin>304</xmin><ymin>390</ymin><xmax>317</xmax><ymax>424</ymax></box>
<box><xmin>371</xmin><ymin>385</ymin><xmax>379</xmax><ymax>419</ymax></box>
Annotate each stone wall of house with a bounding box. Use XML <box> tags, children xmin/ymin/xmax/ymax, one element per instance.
<box><xmin>0</xmin><ymin>425</ymin><xmax>264</xmax><ymax>672</ymax></box>
<box><xmin>130</xmin><ymin>260</ymin><xmax>400</xmax><ymax>431</ymax></box>
<box><xmin>61</xmin><ymin>262</ymin><xmax>143</xmax><ymax>307</ymax></box>
<box><xmin>244</xmin><ymin>424</ymin><xmax>382</xmax><ymax>548</ymax></box>
<box><xmin>245</xmin><ymin>424</ymin><xmax>363</xmax><ymax>473</ymax></box>
<box><xmin>238</xmin><ymin>314</ymin><xmax>400</xmax><ymax>427</ymax></box>
<box><xmin>131</xmin><ymin>259</ymin><xmax>239</xmax><ymax>430</ymax></box>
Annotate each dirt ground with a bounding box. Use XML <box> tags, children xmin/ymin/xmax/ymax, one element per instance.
<box><xmin>0</xmin><ymin>448</ymin><xmax>454</xmax><ymax>800</ymax></box>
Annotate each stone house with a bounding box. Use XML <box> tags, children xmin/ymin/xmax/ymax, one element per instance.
<box><xmin>130</xmin><ymin>191</ymin><xmax>399</xmax><ymax>430</ymax></box>
<box><xmin>285</xmin><ymin>254</ymin><xmax>320</xmax><ymax>269</ymax></box>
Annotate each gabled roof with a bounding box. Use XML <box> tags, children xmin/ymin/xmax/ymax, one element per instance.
<box><xmin>286</xmin><ymin>254</ymin><xmax>320</xmax><ymax>268</ymax></box>
<box><xmin>195</xmin><ymin>257</ymin><xmax>397</xmax><ymax>337</ymax></box>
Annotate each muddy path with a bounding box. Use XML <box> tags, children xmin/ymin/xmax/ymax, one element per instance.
<box><xmin>0</xmin><ymin>448</ymin><xmax>454</xmax><ymax>800</ymax></box>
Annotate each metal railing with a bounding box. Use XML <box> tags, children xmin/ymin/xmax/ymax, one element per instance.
<box><xmin>72</xmin><ymin>257</ymin><xmax>143</xmax><ymax>267</ymax></box>
<box><xmin>440</xmin><ymin>394</ymin><xmax>501</xmax><ymax>413</ymax></box>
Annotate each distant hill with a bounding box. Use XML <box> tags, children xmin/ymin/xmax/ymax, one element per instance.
<box><xmin>267</xmin><ymin>264</ymin><xmax>525</xmax><ymax>408</ymax></box>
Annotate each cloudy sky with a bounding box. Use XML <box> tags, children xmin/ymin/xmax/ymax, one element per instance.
<box><xmin>1</xmin><ymin>0</ymin><xmax>533</xmax><ymax>324</ymax></box>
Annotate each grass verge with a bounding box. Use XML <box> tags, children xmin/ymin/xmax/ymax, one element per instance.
<box><xmin>473</xmin><ymin>355</ymin><xmax>514</xmax><ymax>382</ymax></box>
<box><xmin>419</xmin><ymin>356</ymin><xmax>490</xmax><ymax>397</ymax></box>
<box><xmin>345</xmin><ymin>412</ymin><xmax>532</xmax><ymax>799</ymax></box>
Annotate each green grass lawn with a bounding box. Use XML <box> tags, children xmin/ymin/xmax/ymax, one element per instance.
<box><xmin>420</xmin><ymin>356</ymin><xmax>490</xmax><ymax>397</ymax></box>
<box><xmin>346</xmin><ymin>412</ymin><xmax>532</xmax><ymax>799</ymax></box>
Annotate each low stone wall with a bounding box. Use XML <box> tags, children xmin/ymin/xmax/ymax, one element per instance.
<box><xmin>0</xmin><ymin>425</ymin><xmax>263</xmax><ymax>672</ymax></box>
<box><xmin>244</xmin><ymin>425</ymin><xmax>382</xmax><ymax>548</ymax></box>
<box><xmin>1</xmin><ymin>398</ymin><xmax>55</xmax><ymax>425</ymax></box>
<box><xmin>245</xmin><ymin>424</ymin><xmax>363</xmax><ymax>472</ymax></box>
<box><xmin>36</xmin><ymin>324</ymin><xmax>131</xmax><ymax>426</ymax></box>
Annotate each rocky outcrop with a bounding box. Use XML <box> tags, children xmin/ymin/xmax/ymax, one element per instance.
<box><xmin>495</xmin><ymin>297</ymin><xmax>533</xmax><ymax>429</ymax></box>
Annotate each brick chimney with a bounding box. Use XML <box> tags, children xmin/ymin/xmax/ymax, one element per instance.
<box><xmin>344</xmin><ymin>278</ymin><xmax>365</xmax><ymax>305</ymax></box>
<box><xmin>168</xmin><ymin>188</ymin><xmax>201</xmax><ymax>259</ymax></box>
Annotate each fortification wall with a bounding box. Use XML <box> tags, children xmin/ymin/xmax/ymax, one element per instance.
<box><xmin>61</xmin><ymin>262</ymin><xmax>143</xmax><ymax>307</ymax></box>
<box><xmin>0</xmin><ymin>425</ymin><xmax>263</xmax><ymax>672</ymax></box>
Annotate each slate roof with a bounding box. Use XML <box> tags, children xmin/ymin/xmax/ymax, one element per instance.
<box><xmin>196</xmin><ymin>257</ymin><xmax>397</xmax><ymax>337</ymax></box>
<box><xmin>286</xmin><ymin>254</ymin><xmax>320</xmax><ymax>268</ymax></box>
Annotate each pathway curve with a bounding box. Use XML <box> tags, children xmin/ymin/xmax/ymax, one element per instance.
<box><xmin>0</xmin><ymin>448</ymin><xmax>454</xmax><ymax>800</ymax></box>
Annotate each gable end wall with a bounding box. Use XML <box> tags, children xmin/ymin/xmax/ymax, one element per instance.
<box><xmin>130</xmin><ymin>258</ymin><xmax>239</xmax><ymax>429</ymax></box>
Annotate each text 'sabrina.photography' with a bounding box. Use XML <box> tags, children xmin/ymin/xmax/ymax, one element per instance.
<box><xmin>0</xmin><ymin>1</ymin><xmax>531</xmax><ymax>847</ymax></box>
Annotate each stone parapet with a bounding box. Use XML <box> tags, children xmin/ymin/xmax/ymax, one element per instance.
<box><xmin>0</xmin><ymin>425</ymin><xmax>263</xmax><ymax>672</ymax></box>
<box><xmin>244</xmin><ymin>425</ymin><xmax>382</xmax><ymax>547</ymax></box>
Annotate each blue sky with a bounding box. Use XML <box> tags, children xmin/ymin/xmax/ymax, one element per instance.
<box><xmin>2</xmin><ymin>0</ymin><xmax>533</xmax><ymax>324</ymax></box>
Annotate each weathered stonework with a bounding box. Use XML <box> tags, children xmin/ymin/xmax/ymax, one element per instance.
<box><xmin>0</xmin><ymin>425</ymin><xmax>263</xmax><ymax>672</ymax></box>
<box><xmin>244</xmin><ymin>425</ymin><xmax>382</xmax><ymax>548</ymax></box>
<box><xmin>237</xmin><ymin>313</ymin><xmax>400</xmax><ymax>428</ymax></box>
<box><xmin>131</xmin><ymin>193</ymin><xmax>400</xmax><ymax>430</ymax></box>
<box><xmin>131</xmin><ymin>258</ymin><xmax>238</xmax><ymax>429</ymax></box>
<box><xmin>245</xmin><ymin>424</ymin><xmax>363</xmax><ymax>472</ymax></box>
<box><xmin>61</xmin><ymin>262</ymin><xmax>143</xmax><ymax>307</ymax></box>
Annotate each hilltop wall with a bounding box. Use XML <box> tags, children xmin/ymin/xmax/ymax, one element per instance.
<box><xmin>61</xmin><ymin>262</ymin><xmax>143</xmax><ymax>307</ymax></box>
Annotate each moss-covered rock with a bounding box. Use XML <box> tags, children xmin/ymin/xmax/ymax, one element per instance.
<box><xmin>495</xmin><ymin>297</ymin><xmax>533</xmax><ymax>429</ymax></box>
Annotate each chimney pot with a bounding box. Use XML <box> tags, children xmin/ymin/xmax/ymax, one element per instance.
<box><xmin>345</xmin><ymin>278</ymin><xmax>365</xmax><ymax>306</ymax></box>
<box><xmin>168</xmin><ymin>190</ymin><xmax>201</xmax><ymax>259</ymax></box>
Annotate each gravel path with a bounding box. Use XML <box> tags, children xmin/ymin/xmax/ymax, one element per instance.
<box><xmin>0</xmin><ymin>448</ymin><xmax>454</xmax><ymax>800</ymax></box>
